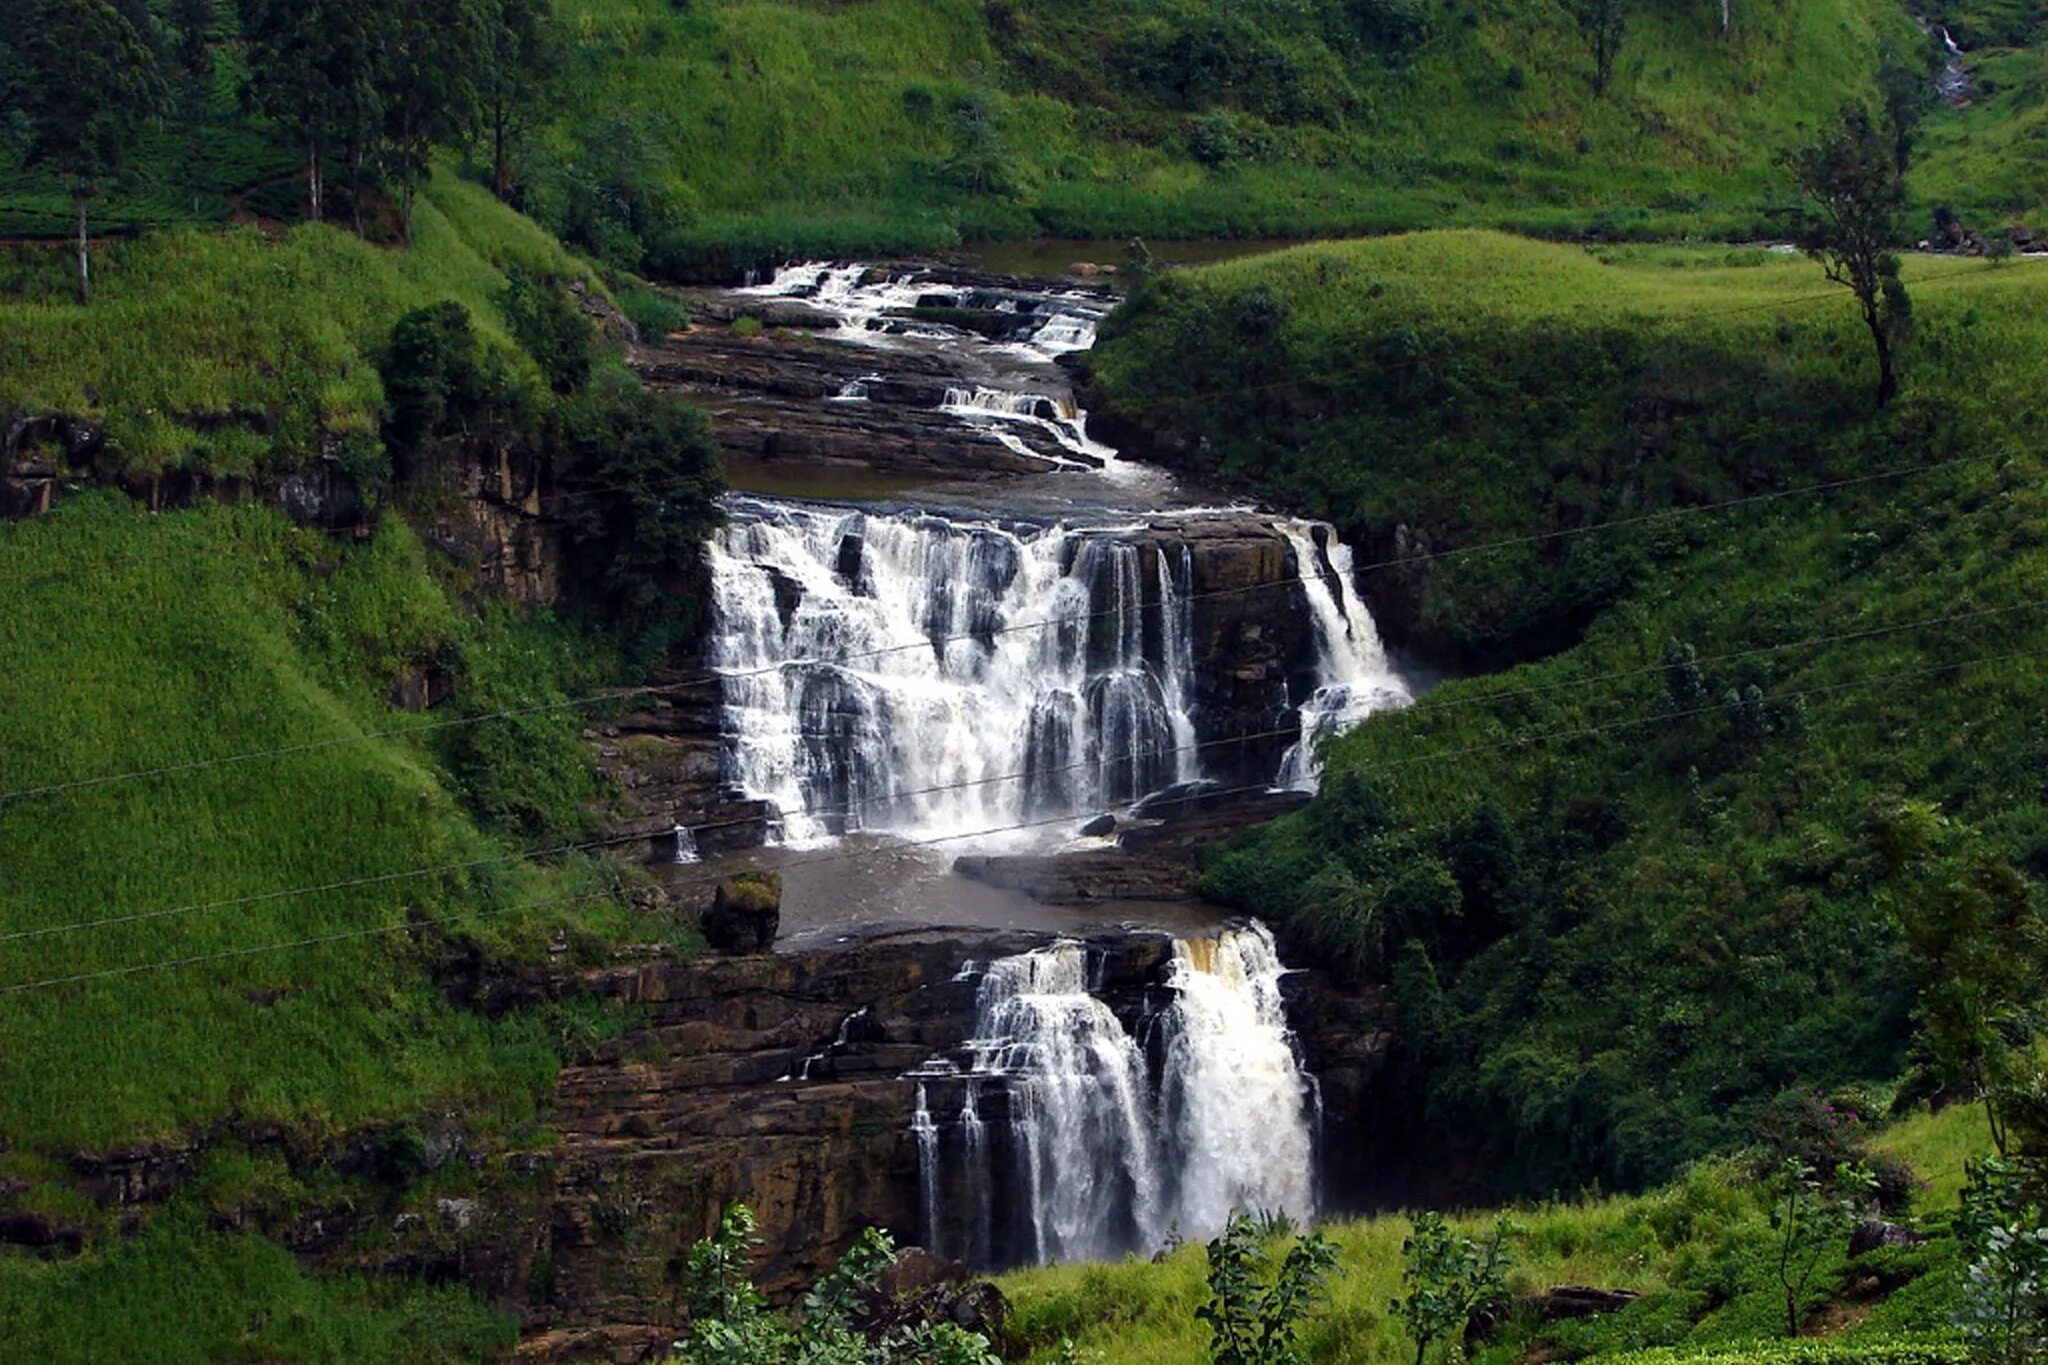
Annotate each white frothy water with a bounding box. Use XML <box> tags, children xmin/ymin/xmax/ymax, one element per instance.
<box><xmin>708</xmin><ymin>499</ymin><xmax>1201</xmax><ymax>844</ymax></box>
<box><xmin>1275</xmin><ymin>523</ymin><xmax>1411</xmax><ymax>790</ymax></box>
<box><xmin>914</xmin><ymin>923</ymin><xmax>1316</xmax><ymax>1266</ymax></box>
<box><xmin>744</xmin><ymin>261</ymin><xmax>1107</xmax><ymax>359</ymax></box>
<box><xmin>940</xmin><ymin>386</ymin><xmax>1116</xmax><ymax>468</ymax></box>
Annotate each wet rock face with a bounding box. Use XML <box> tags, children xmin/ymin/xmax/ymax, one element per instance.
<box><xmin>11</xmin><ymin>924</ymin><xmax>1397</xmax><ymax>1352</ymax></box>
<box><xmin>1160</xmin><ymin>518</ymin><xmax>1319</xmax><ymax>783</ymax></box>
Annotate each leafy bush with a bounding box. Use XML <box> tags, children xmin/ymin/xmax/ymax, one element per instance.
<box><xmin>663</xmin><ymin>1204</ymin><xmax>1000</xmax><ymax>1365</ymax></box>
<box><xmin>617</xmin><ymin>284</ymin><xmax>689</xmax><ymax>338</ymax></box>
<box><xmin>556</xmin><ymin>368</ymin><xmax>723</xmax><ymax>645</ymax></box>
<box><xmin>1198</xmin><ymin>1213</ymin><xmax>1338</xmax><ymax>1365</ymax></box>
<box><xmin>378</xmin><ymin>300</ymin><xmax>542</xmax><ymax>486</ymax></box>
<box><xmin>1391</xmin><ymin>1211</ymin><xmax>1514</xmax><ymax>1365</ymax></box>
<box><xmin>502</xmin><ymin>264</ymin><xmax>592</xmax><ymax>394</ymax></box>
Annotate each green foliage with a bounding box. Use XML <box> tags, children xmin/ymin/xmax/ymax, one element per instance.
<box><xmin>667</xmin><ymin>1203</ymin><xmax>1001</xmax><ymax>1365</ymax></box>
<box><xmin>517</xmin><ymin>0</ymin><xmax>1924</xmax><ymax>272</ymax></box>
<box><xmin>1873</xmin><ymin>803</ymin><xmax>2048</xmax><ymax>1155</ymax></box>
<box><xmin>1117</xmin><ymin>234</ymin><xmax>2048</xmax><ymax>1197</ymax></box>
<box><xmin>1601</xmin><ymin>1338</ymin><xmax>1970</xmax><ymax>1365</ymax></box>
<box><xmin>1197</xmin><ymin>1213</ymin><xmax>1338</xmax><ymax>1365</ymax></box>
<box><xmin>617</xmin><ymin>283</ymin><xmax>689</xmax><ymax>337</ymax></box>
<box><xmin>0</xmin><ymin>169</ymin><xmax>596</xmax><ymax>478</ymax></box>
<box><xmin>501</xmin><ymin>263</ymin><xmax>592</xmax><ymax>394</ymax></box>
<box><xmin>1955</xmin><ymin>1158</ymin><xmax>2048</xmax><ymax>1365</ymax></box>
<box><xmin>0</xmin><ymin>1204</ymin><xmax>514</xmax><ymax>1363</ymax></box>
<box><xmin>1391</xmin><ymin>1211</ymin><xmax>1514</xmax><ymax>1365</ymax></box>
<box><xmin>556</xmin><ymin>367</ymin><xmax>723</xmax><ymax>643</ymax></box>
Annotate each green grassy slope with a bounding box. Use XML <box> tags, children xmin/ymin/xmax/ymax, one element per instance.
<box><xmin>1914</xmin><ymin>2</ymin><xmax>2048</xmax><ymax>229</ymax></box>
<box><xmin>0</xmin><ymin>1207</ymin><xmax>516</xmax><ymax>1364</ymax></box>
<box><xmin>1085</xmin><ymin>234</ymin><xmax>2048</xmax><ymax>1193</ymax></box>
<box><xmin>999</xmin><ymin>1104</ymin><xmax>1994</xmax><ymax>1364</ymax></box>
<box><xmin>539</xmin><ymin>0</ymin><xmax>1920</xmax><ymax>271</ymax></box>
<box><xmin>0</xmin><ymin>170</ymin><xmax>594</xmax><ymax>475</ymax></box>
<box><xmin>0</xmin><ymin>495</ymin><xmax>654</xmax><ymax>1154</ymax></box>
<box><xmin>4</xmin><ymin>0</ymin><xmax>1950</xmax><ymax>267</ymax></box>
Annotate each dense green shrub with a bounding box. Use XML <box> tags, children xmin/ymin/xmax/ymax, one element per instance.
<box><xmin>617</xmin><ymin>283</ymin><xmax>690</xmax><ymax>338</ymax></box>
<box><xmin>556</xmin><ymin>367</ymin><xmax>723</xmax><ymax>646</ymax></box>
<box><xmin>379</xmin><ymin>300</ymin><xmax>543</xmax><ymax>485</ymax></box>
<box><xmin>502</xmin><ymin>264</ymin><xmax>593</xmax><ymax>394</ymax></box>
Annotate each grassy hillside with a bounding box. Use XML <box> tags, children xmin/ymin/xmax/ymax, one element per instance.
<box><xmin>998</xmin><ymin>1104</ymin><xmax>1994</xmax><ymax>1365</ymax></box>
<box><xmin>1085</xmin><ymin>234</ymin><xmax>2048</xmax><ymax>1194</ymax></box>
<box><xmin>0</xmin><ymin>169</ymin><xmax>595</xmax><ymax>476</ymax></box>
<box><xmin>0</xmin><ymin>128</ymin><xmax>719</xmax><ymax>1350</ymax></box>
<box><xmin>1914</xmin><ymin>1</ymin><xmax>2048</xmax><ymax>230</ymax></box>
<box><xmin>538</xmin><ymin>0</ymin><xmax>1920</xmax><ymax>271</ymax></box>
<box><xmin>5</xmin><ymin>0</ymin><xmax>1971</xmax><ymax>270</ymax></box>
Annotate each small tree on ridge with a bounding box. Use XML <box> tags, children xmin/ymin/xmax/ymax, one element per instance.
<box><xmin>1786</xmin><ymin>103</ymin><xmax>1912</xmax><ymax>407</ymax></box>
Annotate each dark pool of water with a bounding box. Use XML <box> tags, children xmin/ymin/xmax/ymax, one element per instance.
<box><xmin>660</xmin><ymin>833</ymin><xmax>1227</xmax><ymax>951</ymax></box>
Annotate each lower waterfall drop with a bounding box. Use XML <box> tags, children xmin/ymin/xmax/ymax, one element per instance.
<box><xmin>912</xmin><ymin>922</ymin><xmax>1317</xmax><ymax>1269</ymax></box>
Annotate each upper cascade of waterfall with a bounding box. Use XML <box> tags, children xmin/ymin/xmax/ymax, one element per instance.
<box><xmin>708</xmin><ymin>497</ymin><xmax>1206</xmax><ymax>845</ymax></box>
<box><xmin>741</xmin><ymin>261</ymin><xmax>1111</xmax><ymax>361</ymax></box>
<box><xmin>907</xmin><ymin>921</ymin><xmax>1317</xmax><ymax>1269</ymax></box>
<box><xmin>704</xmin><ymin>260</ymin><xmax>1409</xmax><ymax>846</ymax></box>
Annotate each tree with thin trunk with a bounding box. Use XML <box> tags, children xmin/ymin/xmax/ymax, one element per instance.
<box><xmin>479</xmin><ymin>0</ymin><xmax>560</xmax><ymax>201</ymax></box>
<box><xmin>1577</xmin><ymin>0</ymin><xmax>1626</xmax><ymax>94</ymax></box>
<box><xmin>240</xmin><ymin>0</ymin><xmax>334</xmax><ymax>221</ymax></box>
<box><xmin>1786</xmin><ymin>103</ymin><xmax>1911</xmax><ymax>408</ymax></box>
<box><xmin>381</xmin><ymin>0</ymin><xmax>486</xmax><ymax>244</ymax></box>
<box><xmin>20</xmin><ymin>0</ymin><xmax>164</xmax><ymax>305</ymax></box>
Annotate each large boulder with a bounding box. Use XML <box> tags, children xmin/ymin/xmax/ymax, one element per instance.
<box><xmin>703</xmin><ymin>872</ymin><xmax>782</xmax><ymax>953</ymax></box>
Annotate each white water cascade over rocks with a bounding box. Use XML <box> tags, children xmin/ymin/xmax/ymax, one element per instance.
<box><xmin>906</xmin><ymin>922</ymin><xmax>1318</xmax><ymax>1269</ymax></box>
<box><xmin>708</xmin><ymin>497</ymin><xmax>1204</xmax><ymax>843</ymax></box>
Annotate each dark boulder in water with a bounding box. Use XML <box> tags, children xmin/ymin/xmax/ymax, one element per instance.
<box><xmin>703</xmin><ymin>871</ymin><xmax>782</xmax><ymax>952</ymax></box>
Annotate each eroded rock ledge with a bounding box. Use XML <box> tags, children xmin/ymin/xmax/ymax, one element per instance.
<box><xmin>3</xmin><ymin>924</ymin><xmax>1397</xmax><ymax>1362</ymax></box>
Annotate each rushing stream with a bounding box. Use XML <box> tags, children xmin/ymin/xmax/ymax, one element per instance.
<box><xmin>706</xmin><ymin>262</ymin><xmax>1407</xmax><ymax>844</ymax></box>
<box><xmin>694</xmin><ymin>262</ymin><xmax>1400</xmax><ymax>1265</ymax></box>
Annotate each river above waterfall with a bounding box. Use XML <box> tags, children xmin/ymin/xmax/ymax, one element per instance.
<box><xmin>632</xmin><ymin>260</ymin><xmax>1401</xmax><ymax>1273</ymax></box>
<box><xmin>655</xmin><ymin>259</ymin><xmax>1408</xmax><ymax>937</ymax></box>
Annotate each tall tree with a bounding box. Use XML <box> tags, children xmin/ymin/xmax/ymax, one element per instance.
<box><xmin>479</xmin><ymin>0</ymin><xmax>560</xmax><ymax>200</ymax></box>
<box><xmin>1577</xmin><ymin>0</ymin><xmax>1626</xmax><ymax>94</ymax></box>
<box><xmin>381</xmin><ymin>0</ymin><xmax>485</xmax><ymax>243</ymax></box>
<box><xmin>240</xmin><ymin>0</ymin><xmax>374</xmax><ymax>223</ymax></box>
<box><xmin>170</xmin><ymin>0</ymin><xmax>218</xmax><ymax>144</ymax></box>
<box><xmin>1786</xmin><ymin>104</ymin><xmax>1912</xmax><ymax>407</ymax></box>
<box><xmin>20</xmin><ymin>0</ymin><xmax>165</xmax><ymax>305</ymax></box>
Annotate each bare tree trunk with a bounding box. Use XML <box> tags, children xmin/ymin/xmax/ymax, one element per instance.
<box><xmin>402</xmin><ymin>176</ymin><xmax>415</xmax><ymax>247</ymax></box>
<box><xmin>1871</xmin><ymin>313</ymin><xmax>1897</xmax><ymax>407</ymax></box>
<box><xmin>493</xmin><ymin>108</ymin><xmax>510</xmax><ymax>200</ymax></box>
<box><xmin>73</xmin><ymin>193</ymin><xmax>90</xmax><ymax>307</ymax></box>
<box><xmin>308</xmin><ymin>141</ymin><xmax>323</xmax><ymax>222</ymax></box>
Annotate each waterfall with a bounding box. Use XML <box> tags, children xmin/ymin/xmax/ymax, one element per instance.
<box><xmin>741</xmin><ymin>261</ymin><xmax>1109</xmax><ymax>362</ymax></box>
<box><xmin>707</xmin><ymin>499</ymin><xmax>1202</xmax><ymax>842</ymax></box>
<box><xmin>1275</xmin><ymin>523</ymin><xmax>1409</xmax><ymax>790</ymax></box>
<box><xmin>912</xmin><ymin>1084</ymin><xmax>940</xmax><ymax>1253</ymax></box>
<box><xmin>912</xmin><ymin>922</ymin><xmax>1317</xmax><ymax>1268</ymax></box>
<box><xmin>671</xmin><ymin>823</ymin><xmax>700</xmax><ymax>865</ymax></box>
<box><xmin>939</xmin><ymin>386</ymin><xmax>1115</xmax><ymax>466</ymax></box>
